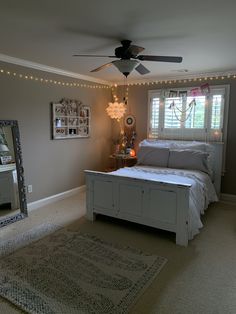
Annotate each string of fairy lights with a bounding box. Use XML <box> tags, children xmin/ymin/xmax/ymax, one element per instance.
<box><xmin>0</xmin><ymin>66</ymin><xmax>236</xmax><ymax>90</ymax></box>
<box><xmin>111</xmin><ymin>84</ymin><xmax>129</xmax><ymax>103</ymax></box>
<box><xmin>0</xmin><ymin>68</ymin><xmax>110</xmax><ymax>89</ymax></box>
<box><xmin>125</xmin><ymin>73</ymin><xmax>236</xmax><ymax>86</ymax></box>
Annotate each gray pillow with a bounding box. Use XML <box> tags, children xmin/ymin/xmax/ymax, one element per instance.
<box><xmin>137</xmin><ymin>146</ymin><xmax>170</xmax><ymax>167</ymax></box>
<box><xmin>168</xmin><ymin>149</ymin><xmax>210</xmax><ymax>173</ymax></box>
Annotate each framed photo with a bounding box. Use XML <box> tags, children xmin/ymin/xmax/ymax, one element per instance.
<box><xmin>124</xmin><ymin>114</ymin><xmax>136</xmax><ymax>128</ymax></box>
<box><xmin>51</xmin><ymin>98</ymin><xmax>90</xmax><ymax>140</ymax></box>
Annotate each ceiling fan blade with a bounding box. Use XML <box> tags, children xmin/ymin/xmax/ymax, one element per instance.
<box><xmin>135</xmin><ymin>63</ymin><xmax>150</xmax><ymax>75</ymax></box>
<box><xmin>73</xmin><ymin>54</ymin><xmax>116</xmax><ymax>58</ymax></box>
<box><xmin>127</xmin><ymin>45</ymin><xmax>145</xmax><ymax>57</ymax></box>
<box><xmin>90</xmin><ymin>63</ymin><xmax>113</xmax><ymax>72</ymax></box>
<box><xmin>137</xmin><ymin>55</ymin><xmax>183</xmax><ymax>63</ymax></box>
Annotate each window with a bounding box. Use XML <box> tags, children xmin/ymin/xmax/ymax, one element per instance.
<box><xmin>148</xmin><ymin>85</ymin><xmax>229</xmax><ymax>142</ymax></box>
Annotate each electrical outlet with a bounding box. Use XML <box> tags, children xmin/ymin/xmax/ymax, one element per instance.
<box><xmin>27</xmin><ymin>185</ymin><xmax>33</xmax><ymax>193</ymax></box>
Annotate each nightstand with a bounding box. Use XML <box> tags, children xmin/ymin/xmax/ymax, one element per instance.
<box><xmin>109</xmin><ymin>154</ymin><xmax>137</xmax><ymax>170</ymax></box>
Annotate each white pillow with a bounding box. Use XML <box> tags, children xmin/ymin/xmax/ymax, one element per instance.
<box><xmin>171</xmin><ymin>142</ymin><xmax>207</xmax><ymax>151</ymax></box>
<box><xmin>137</xmin><ymin>146</ymin><xmax>170</xmax><ymax>167</ymax></box>
<box><xmin>171</xmin><ymin>142</ymin><xmax>214</xmax><ymax>177</ymax></box>
<box><xmin>139</xmin><ymin>139</ymin><xmax>172</xmax><ymax>148</ymax></box>
<box><xmin>140</xmin><ymin>140</ymin><xmax>214</xmax><ymax>178</ymax></box>
<box><xmin>140</xmin><ymin>140</ymin><xmax>211</xmax><ymax>151</ymax></box>
<box><xmin>168</xmin><ymin>150</ymin><xmax>210</xmax><ymax>173</ymax></box>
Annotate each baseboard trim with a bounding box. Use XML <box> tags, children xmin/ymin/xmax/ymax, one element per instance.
<box><xmin>27</xmin><ymin>185</ymin><xmax>86</xmax><ymax>211</ymax></box>
<box><xmin>220</xmin><ymin>193</ymin><xmax>236</xmax><ymax>204</ymax></box>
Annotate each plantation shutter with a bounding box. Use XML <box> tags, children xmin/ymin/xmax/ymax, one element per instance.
<box><xmin>149</xmin><ymin>97</ymin><xmax>160</xmax><ymax>138</ymax></box>
<box><xmin>148</xmin><ymin>85</ymin><xmax>228</xmax><ymax>142</ymax></box>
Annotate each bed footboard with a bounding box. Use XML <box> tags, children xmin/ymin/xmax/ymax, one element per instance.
<box><xmin>85</xmin><ymin>170</ymin><xmax>190</xmax><ymax>246</ymax></box>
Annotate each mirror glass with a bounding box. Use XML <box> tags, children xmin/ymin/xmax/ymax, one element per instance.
<box><xmin>0</xmin><ymin>120</ymin><xmax>27</xmax><ymax>227</ymax></box>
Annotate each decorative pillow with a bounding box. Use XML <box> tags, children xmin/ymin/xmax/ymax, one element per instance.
<box><xmin>137</xmin><ymin>146</ymin><xmax>170</xmax><ymax>167</ymax></box>
<box><xmin>168</xmin><ymin>149</ymin><xmax>210</xmax><ymax>173</ymax></box>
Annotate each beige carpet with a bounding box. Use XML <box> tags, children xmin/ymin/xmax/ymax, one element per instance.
<box><xmin>0</xmin><ymin>191</ymin><xmax>236</xmax><ymax>314</ymax></box>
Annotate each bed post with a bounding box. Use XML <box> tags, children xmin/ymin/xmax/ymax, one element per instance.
<box><xmin>175</xmin><ymin>186</ymin><xmax>189</xmax><ymax>246</ymax></box>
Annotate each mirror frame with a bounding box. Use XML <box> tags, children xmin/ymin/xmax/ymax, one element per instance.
<box><xmin>0</xmin><ymin>120</ymin><xmax>28</xmax><ymax>227</ymax></box>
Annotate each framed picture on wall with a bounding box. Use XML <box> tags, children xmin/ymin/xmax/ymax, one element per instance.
<box><xmin>51</xmin><ymin>98</ymin><xmax>90</xmax><ymax>140</ymax></box>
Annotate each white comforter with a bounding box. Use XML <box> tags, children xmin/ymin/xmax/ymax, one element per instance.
<box><xmin>110</xmin><ymin>166</ymin><xmax>218</xmax><ymax>239</ymax></box>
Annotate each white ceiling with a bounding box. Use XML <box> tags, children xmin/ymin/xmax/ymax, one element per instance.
<box><xmin>1</xmin><ymin>0</ymin><xmax>236</xmax><ymax>83</ymax></box>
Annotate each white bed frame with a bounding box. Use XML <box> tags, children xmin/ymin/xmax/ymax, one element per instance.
<box><xmin>85</xmin><ymin>142</ymin><xmax>223</xmax><ymax>246</ymax></box>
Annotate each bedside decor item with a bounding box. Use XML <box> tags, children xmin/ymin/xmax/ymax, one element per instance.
<box><xmin>0</xmin><ymin>229</ymin><xmax>167</xmax><ymax>313</ymax></box>
<box><xmin>52</xmin><ymin>98</ymin><xmax>90</xmax><ymax>139</ymax></box>
<box><xmin>129</xmin><ymin>148</ymin><xmax>136</xmax><ymax>157</ymax></box>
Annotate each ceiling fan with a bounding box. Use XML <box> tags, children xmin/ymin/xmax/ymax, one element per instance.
<box><xmin>73</xmin><ymin>39</ymin><xmax>183</xmax><ymax>77</ymax></box>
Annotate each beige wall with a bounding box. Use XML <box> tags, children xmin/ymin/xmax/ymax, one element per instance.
<box><xmin>0</xmin><ymin>62</ymin><xmax>112</xmax><ymax>202</ymax></box>
<box><xmin>118</xmin><ymin>79</ymin><xmax>236</xmax><ymax>194</ymax></box>
<box><xmin>1</xmin><ymin>60</ymin><xmax>235</xmax><ymax>201</ymax></box>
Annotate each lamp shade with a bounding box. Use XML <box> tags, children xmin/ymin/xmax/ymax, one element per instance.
<box><xmin>112</xmin><ymin>60</ymin><xmax>139</xmax><ymax>76</ymax></box>
<box><xmin>0</xmin><ymin>144</ymin><xmax>9</xmax><ymax>152</ymax></box>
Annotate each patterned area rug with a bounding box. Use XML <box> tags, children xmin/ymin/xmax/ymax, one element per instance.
<box><xmin>0</xmin><ymin>229</ymin><xmax>167</xmax><ymax>314</ymax></box>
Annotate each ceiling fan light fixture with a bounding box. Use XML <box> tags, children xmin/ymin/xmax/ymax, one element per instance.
<box><xmin>112</xmin><ymin>60</ymin><xmax>139</xmax><ymax>77</ymax></box>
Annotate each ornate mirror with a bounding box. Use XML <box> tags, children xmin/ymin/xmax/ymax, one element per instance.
<box><xmin>0</xmin><ymin>120</ymin><xmax>27</xmax><ymax>227</ymax></box>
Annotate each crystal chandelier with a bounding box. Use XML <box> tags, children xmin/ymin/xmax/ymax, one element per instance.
<box><xmin>106</xmin><ymin>101</ymin><xmax>126</xmax><ymax>121</ymax></box>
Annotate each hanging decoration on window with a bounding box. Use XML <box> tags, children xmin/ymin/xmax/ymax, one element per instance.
<box><xmin>169</xmin><ymin>90</ymin><xmax>178</xmax><ymax>97</ymax></box>
<box><xmin>190</xmin><ymin>83</ymin><xmax>210</xmax><ymax>96</ymax></box>
<box><xmin>164</xmin><ymin>83</ymin><xmax>211</xmax><ymax>99</ymax></box>
<box><xmin>162</xmin><ymin>83</ymin><xmax>211</xmax><ymax>123</ymax></box>
<box><xmin>179</xmin><ymin>91</ymin><xmax>188</xmax><ymax>100</ymax></box>
<box><xmin>190</xmin><ymin>87</ymin><xmax>201</xmax><ymax>97</ymax></box>
<box><xmin>168</xmin><ymin>99</ymin><xmax>197</xmax><ymax>123</ymax></box>
<box><xmin>200</xmin><ymin>83</ymin><xmax>210</xmax><ymax>95</ymax></box>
